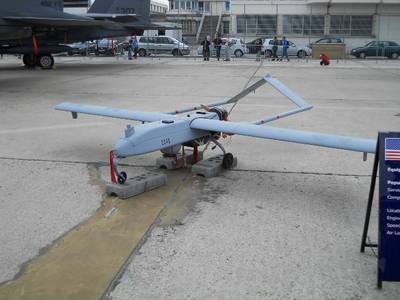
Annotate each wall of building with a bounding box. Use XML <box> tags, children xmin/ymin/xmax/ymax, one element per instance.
<box><xmin>230</xmin><ymin>1</ymin><xmax>400</xmax><ymax>51</ymax></box>
<box><xmin>378</xmin><ymin>16</ymin><xmax>400</xmax><ymax>42</ymax></box>
<box><xmin>151</xmin><ymin>0</ymin><xmax>169</xmax><ymax>14</ymax></box>
<box><xmin>169</xmin><ymin>0</ymin><xmax>229</xmax><ymax>14</ymax></box>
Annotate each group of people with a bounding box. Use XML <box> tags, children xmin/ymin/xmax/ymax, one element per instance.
<box><xmin>128</xmin><ymin>33</ymin><xmax>330</xmax><ymax>66</ymax></box>
<box><xmin>269</xmin><ymin>36</ymin><xmax>290</xmax><ymax>61</ymax></box>
<box><xmin>201</xmin><ymin>35</ymin><xmax>231</xmax><ymax>62</ymax></box>
<box><xmin>266</xmin><ymin>36</ymin><xmax>330</xmax><ymax>66</ymax></box>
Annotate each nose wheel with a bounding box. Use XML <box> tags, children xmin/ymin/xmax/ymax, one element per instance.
<box><xmin>117</xmin><ymin>172</ymin><xmax>127</xmax><ymax>184</ymax></box>
<box><xmin>110</xmin><ymin>150</ymin><xmax>127</xmax><ymax>185</ymax></box>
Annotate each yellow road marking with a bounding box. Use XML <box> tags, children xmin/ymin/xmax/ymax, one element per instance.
<box><xmin>0</xmin><ymin>170</ymin><xmax>197</xmax><ymax>300</ymax></box>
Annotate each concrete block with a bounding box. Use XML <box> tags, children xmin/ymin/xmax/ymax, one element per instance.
<box><xmin>191</xmin><ymin>155</ymin><xmax>237</xmax><ymax>178</ymax></box>
<box><xmin>106</xmin><ymin>172</ymin><xmax>167</xmax><ymax>199</ymax></box>
<box><xmin>156</xmin><ymin>150</ymin><xmax>203</xmax><ymax>170</ymax></box>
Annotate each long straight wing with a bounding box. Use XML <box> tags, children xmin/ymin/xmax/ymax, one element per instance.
<box><xmin>3</xmin><ymin>16</ymin><xmax>104</xmax><ymax>27</ymax></box>
<box><xmin>55</xmin><ymin>102</ymin><xmax>172</xmax><ymax>122</ymax></box>
<box><xmin>84</xmin><ymin>13</ymin><xmax>137</xmax><ymax>22</ymax></box>
<box><xmin>190</xmin><ymin>118</ymin><xmax>376</xmax><ymax>153</ymax></box>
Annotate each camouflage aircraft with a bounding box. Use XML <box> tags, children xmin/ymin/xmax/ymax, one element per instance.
<box><xmin>0</xmin><ymin>0</ymin><xmax>167</xmax><ymax>68</ymax></box>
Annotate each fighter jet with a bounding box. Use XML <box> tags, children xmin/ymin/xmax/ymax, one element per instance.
<box><xmin>0</xmin><ymin>0</ymin><xmax>169</xmax><ymax>69</ymax></box>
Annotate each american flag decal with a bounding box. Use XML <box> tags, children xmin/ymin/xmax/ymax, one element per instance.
<box><xmin>385</xmin><ymin>138</ymin><xmax>400</xmax><ymax>161</ymax></box>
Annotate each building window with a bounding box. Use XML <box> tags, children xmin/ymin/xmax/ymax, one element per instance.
<box><xmin>237</xmin><ymin>15</ymin><xmax>277</xmax><ymax>35</ymax></box>
<box><xmin>330</xmin><ymin>16</ymin><xmax>350</xmax><ymax>35</ymax></box>
<box><xmin>305</xmin><ymin>16</ymin><xmax>324</xmax><ymax>35</ymax></box>
<box><xmin>283</xmin><ymin>15</ymin><xmax>324</xmax><ymax>36</ymax></box>
<box><xmin>225</xmin><ymin>1</ymin><xmax>230</xmax><ymax>12</ymax></box>
<box><xmin>181</xmin><ymin>20</ymin><xmax>198</xmax><ymax>34</ymax></box>
<box><xmin>223</xmin><ymin>21</ymin><xmax>230</xmax><ymax>34</ymax></box>
<box><xmin>330</xmin><ymin>15</ymin><xmax>373</xmax><ymax>36</ymax></box>
<box><xmin>174</xmin><ymin>1</ymin><xmax>179</xmax><ymax>10</ymax></box>
<box><xmin>198</xmin><ymin>1</ymin><xmax>203</xmax><ymax>11</ymax></box>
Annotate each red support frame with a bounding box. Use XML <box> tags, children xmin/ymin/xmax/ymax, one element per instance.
<box><xmin>109</xmin><ymin>150</ymin><xmax>117</xmax><ymax>183</ymax></box>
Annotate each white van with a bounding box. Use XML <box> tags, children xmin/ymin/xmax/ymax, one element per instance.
<box><xmin>137</xmin><ymin>36</ymin><xmax>190</xmax><ymax>56</ymax></box>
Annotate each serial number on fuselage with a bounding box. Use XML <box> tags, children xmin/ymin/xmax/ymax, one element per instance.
<box><xmin>161</xmin><ymin>138</ymin><xmax>171</xmax><ymax>146</ymax></box>
<box><xmin>115</xmin><ymin>7</ymin><xmax>136</xmax><ymax>14</ymax></box>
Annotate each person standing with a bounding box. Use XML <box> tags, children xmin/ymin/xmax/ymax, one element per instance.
<box><xmin>132</xmin><ymin>36</ymin><xmax>139</xmax><ymax>59</ymax></box>
<box><xmin>280</xmin><ymin>36</ymin><xmax>289</xmax><ymax>61</ymax></box>
<box><xmin>271</xmin><ymin>36</ymin><xmax>278</xmax><ymax>61</ymax></box>
<box><xmin>224</xmin><ymin>38</ymin><xmax>231</xmax><ymax>61</ymax></box>
<box><xmin>128</xmin><ymin>36</ymin><xmax>133</xmax><ymax>60</ymax></box>
<box><xmin>255</xmin><ymin>38</ymin><xmax>262</xmax><ymax>61</ymax></box>
<box><xmin>213</xmin><ymin>34</ymin><xmax>222</xmax><ymax>61</ymax></box>
<box><xmin>201</xmin><ymin>36</ymin><xmax>210</xmax><ymax>61</ymax></box>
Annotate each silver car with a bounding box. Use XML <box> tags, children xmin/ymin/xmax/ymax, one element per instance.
<box><xmin>137</xmin><ymin>36</ymin><xmax>190</xmax><ymax>56</ymax></box>
<box><xmin>197</xmin><ymin>38</ymin><xmax>249</xmax><ymax>58</ymax></box>
<box><xmin>263</xmin><ymin>38</ymin><xmax>312</xmax><ymax>58</ymax></box>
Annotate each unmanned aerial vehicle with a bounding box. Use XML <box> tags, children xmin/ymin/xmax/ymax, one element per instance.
<box><xmin>55</xmin><ymin>75</ymin><xmax>376</xmax><ymax>184</ymax></box>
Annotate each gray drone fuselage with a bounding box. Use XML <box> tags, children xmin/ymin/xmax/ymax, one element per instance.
<box><xmin>115</xmin><ymin>111</ymin><xmax>219</xmax><ymax>157</ymax></box>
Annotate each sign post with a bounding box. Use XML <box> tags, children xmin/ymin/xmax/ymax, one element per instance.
<box><xmin>377</xmin><ymin>132</ymin><xmax>400</xmax><ymax>287</ymax></box>
<box><xmin>360</xmin><ymin>132</ymin><xmax>400</xmax><ymax>288</ymax></box>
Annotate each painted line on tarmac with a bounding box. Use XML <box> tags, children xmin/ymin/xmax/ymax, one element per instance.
<box><xmin>0</xmin><ymin>156</ymin><xmax>372</xmax><ymax>178</ymax></box>
<box><xmin>0</xmin><ymin>171</ymin><xmax>196</xmax><ymax>300</ymax></box>
<box><xmin>0</xmin><ymin>122</ymin><xmax>112</xmax><ymax>134</ymax></box>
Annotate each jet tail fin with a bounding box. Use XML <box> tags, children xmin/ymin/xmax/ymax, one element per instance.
<box><xmin>88</xmin><ymin>0</ymin><xmax>150</xmax><ymax>22</ymax></box>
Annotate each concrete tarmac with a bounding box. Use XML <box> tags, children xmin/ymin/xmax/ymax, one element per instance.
<box><xmin>0</xmin><ymin>55</ymin><xmax>399</xmax><ymax>299</ymax></box>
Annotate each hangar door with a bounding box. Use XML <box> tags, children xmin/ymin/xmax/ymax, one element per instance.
<box><xmin>378</xmin><ymin>16</ymin><xmax>400</xmax><ymax>42</ymax></box>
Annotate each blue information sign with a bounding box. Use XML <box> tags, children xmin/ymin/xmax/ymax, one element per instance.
<box><xmin>378</xmin><ymin>132</ymin><xmax>400</xmax><ymax>283</ymax></box>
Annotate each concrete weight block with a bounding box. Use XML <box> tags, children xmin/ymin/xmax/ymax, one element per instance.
<box><xmin>191</xmin><ymin>155</ymin><xmax>237</xmax><ymax>178</ymax></box>
<box><xmin>106</xmin><ymin>172</ymin><xmax>167</xmax><ymax>199</ymax></box>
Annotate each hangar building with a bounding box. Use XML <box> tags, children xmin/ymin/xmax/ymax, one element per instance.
<box><xmin>168</xmin><ymin>0</ymin><xmax>400</xmax><ymax>50</ymax></box>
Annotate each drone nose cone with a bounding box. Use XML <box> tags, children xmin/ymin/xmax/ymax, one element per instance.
<box><xmin>115</xmin><ymin>138</ymin><xmax>133</xmax><ymax>157</ymax></box>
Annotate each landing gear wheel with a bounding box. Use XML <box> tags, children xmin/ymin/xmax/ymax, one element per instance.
<box><xmin>37</xmin><ymin>55</ymin><xmax>54</xmax><ymax>69</ymax></box>
<box><xmin>222</xmin><ymin>153</ymin><xmax>234</xmax><ymax>169</ymax></box>
<box><xmin>22</xmin><ymin>54</ymin><xmax>36</xmax><ymax>67</ymax></box>
<box><xmin>117</xmin><ymin>171</ymin><xmax>127</xmax><ymax>184</ymax></box>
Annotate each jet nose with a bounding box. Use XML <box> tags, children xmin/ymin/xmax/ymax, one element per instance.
<box><xmin>115</xmin><ymin>138</ymin><xmax>133</xmax><ymax>157</ymax></box>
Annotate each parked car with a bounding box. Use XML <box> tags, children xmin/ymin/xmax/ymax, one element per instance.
<box><xmin>246</xmin><ymin>37</ymin><xmax>267</xmax><ymax>54</ymax></box>
<box><xmin>351</xmin><ymin>41</ymin><xmax>400</xmax><ymax>59</ymax></box>
<box><xmin>197</xmin><ymin>38</ymin><xmax>248</xmax><ymax>58</ymax></box>
<box><xmin>263</xmin><ymin>38</ymin><xmax>312</xmax><ymax>58</ymax></box>
<box><xmin>309</xmin><ymin>37</ymin><xmax>343</xmax><ymax>49</ymax></box>
<box><xmin>137</xmin><ymin>36</ymin><xmax>190</xmax><ymax>56</ymax></box>
<box><xmin>67</xmin><ymin>42</ymin><xmax>96</xmax><ymax>56</ymax></box>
